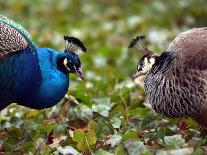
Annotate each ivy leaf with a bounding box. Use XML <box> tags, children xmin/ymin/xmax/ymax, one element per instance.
<box><xmin>57</xmin><ymin>146</ymin><xmax>81</xmax><ymax>155</ymax></box>
<box><xmin>95</xmin><ymin>117</ymin><xmax>114</xmax><ymax>139</ymax></box>
<box><xmin>25</xmin><ymin>109</ymin><xmax>39</xmax><ymax>118</ymax></box>
<box><xmin>106</xmin><ymin>134</ymin><xmax>122</xmax><ymax>147</ymax></box>
<box><xmin>164</xmin><ymin>135</ymin><xmax>185</xmax><ymax>149</ymax></box>
<box><xmin>123</xmin><ymin>139</ymin><xmax>147</xmax><ymax>155</ymax></box>
<box><xmin>2</xmin><ymin>127</ymin><xmax>23</xmax><ymax>152</ymax></box>
<box><xmin>75</xmin><ymin>104</ymin><xmax>93</xmax><ymax>119</ymax></box>
<box><xmin>94</xmin><ymin>149</ymin><xmax>114</xmax><ymax>155</ymax></box>
<box><xmin>85</xmin><ymin>130</ymin><xmax>97</xmax><ymax>145</ymax></box>
<box><xmin>7</xmin><ymin>126</ymin><xmax>22</xmax><ymax>138</ymax></box>
<box><xmin>53</xmin><ymin>121</ymin><xmax>67</xmax><ymax>133</ymax></box>
<box><xmin>92</xmin><ymin>97</ymin><xmax>114</xmax><ymax>117</ymax></box>
<box><xmin>72</xmin><ymin>130</ymin><xmax>85</xmax><ymax>143</ymax></box>
<box><xmin>115</xmin><ymin>144</ymin><xmax>126</xmax><ymax>155</ymax></box>
<box><xmin>128</xmin><ymin>108</ymin><xmax>149</xmax><ymax>117</ymax></box>
<box><xmin>110</xmin><ymin>114</ymin><xmax>123</xmax><ymax>129</ymax></box>
<box><xmin>122</xmin><ymin>129</ymin><xmax>138</xmax><ymax>141</ymax></box>
<box><xmin>42</xmin><ymin>123</ymin><xmax>55</xmax><ymax>134</ymax></box>
<box><xmin>72</xmin><ymin>129</ymin><xmax>97</xmax><ymax>151</ymax></box>
<box><xmin>141</xmin><ymin>111</ymin><xmax>162</xmax><ymax>130</ymax></box>
<box><xmin>157</xmin><ymin>147</ymin><xmax>193</xmax><ymax>155</ymax></box>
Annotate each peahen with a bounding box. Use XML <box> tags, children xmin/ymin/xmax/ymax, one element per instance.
<box><xmin>129</xmin><ymin>28</ymin><xmax>207</xmax><ymax>127</ymax></box>
<box><xmin>0</xmin><ymin>15</ymin><xmax>86</xmax><ymax>110</ymax></box>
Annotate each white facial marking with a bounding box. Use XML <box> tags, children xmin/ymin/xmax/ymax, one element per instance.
<box><xmin>149</xmin><ymin>57</ymin><xmax>155</xmax><ymax>65</ymax></box>
<box><xmin>63</xmin><ymin>58</ymin><xmax>70</xmax><ymax>71</ymax></box>
<box><xmin>63</xmin><ymin>58</ymin><xmax>67</xmax><ymax>66</ymax></box>
<box><xmin>141</xmin><ymin>57</ymin><xmax>155</xmax><ymax>74</ymax></box>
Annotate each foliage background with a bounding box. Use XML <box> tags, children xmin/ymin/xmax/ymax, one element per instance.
<box><xmin>0</xmin><ymin>0</ymin><xmax>207</xmax><ymax>154</ymax></box>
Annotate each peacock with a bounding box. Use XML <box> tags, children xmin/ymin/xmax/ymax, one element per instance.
<box><xmin>129</xmin><ymin>28</ymin><xmax>207</xmax><ymax>127</ymax></box>
<box><xmin>0</xmin><ymin>15</ymin><xmax>86</xmax><ymax>110</ymax></box>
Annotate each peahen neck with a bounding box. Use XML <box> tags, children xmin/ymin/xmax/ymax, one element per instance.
<box><xmin>144</xmin><ymin>51</ymin><xmax>202</xmax><ymax>118</ymax></box>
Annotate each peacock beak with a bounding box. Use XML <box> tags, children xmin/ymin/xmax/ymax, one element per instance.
<box><xmin>75</xmin><ymin>67</ymin><xmax>85</xmax><ymax>80</ymax></box>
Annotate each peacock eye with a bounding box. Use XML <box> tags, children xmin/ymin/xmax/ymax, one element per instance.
<box><xmin>63</xmin><ymin>58</ymin><xmax>73</xmax><ymax>69</ymax></box>
<box><xmin>67</xmin><ymin>62</ymin><xmax>73</xmax><ymax>67</ymax></box>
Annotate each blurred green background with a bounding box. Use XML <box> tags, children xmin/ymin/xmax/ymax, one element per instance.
<box><xmin>1</xmin><ymin>0</ymin><xmax>207</xmax><ymax>154</ymax></box>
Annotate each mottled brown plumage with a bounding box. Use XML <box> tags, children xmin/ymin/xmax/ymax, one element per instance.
<box><xmin>167</xmin><ymin>28</ymin><xmax>207</xmax><ymax>127</ymax></box>
<box><xmin>131</xmin><ymin>28</ymin><xmax>207</xmax><ymax>127</ymax></box>
<box><xmin>168</xmin><ymin>28</ymin><xmax>207</xmax><ymax>70</ymax></box>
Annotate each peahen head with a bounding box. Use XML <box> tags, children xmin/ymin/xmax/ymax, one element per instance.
<box><xmin>129</xmin><ymin>36</ymin><xmax>157</xmax><ymax>80</ymax></box>
<box><xmin>57</xmin><ymin>36</ymin><xmax>87</xmax><ymax>80</ymax></box>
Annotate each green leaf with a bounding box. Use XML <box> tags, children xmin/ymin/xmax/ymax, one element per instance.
<box><xmin>122</xmin><ymin>129</ymin><xmax>138</xmax><ymax>141</ymax></box>
<box><xmin>141</xmin><ymin>111</ymin><xmax>162</xmax><ymax>130</ymax></box>
<box><xmin>110</xmin><ymin>115</ymin><xmax>122</xmax><ymax>129</ymax></box>
<box><xmin>123</xmin><ymin>139</ymin><xmax>147</xmax><ymax>155</ymax></box>
<box><xmin>42</xmin><ymin>123</ymin><xmax>55</xmax><ymax>134</ymax></box>
<box><xmin>57</xmin><ymin>146</ymin><xmax>81</xmax><ymax>155</ymax></box>
<box><xmin>75</xmin><ymin>104</ymin><xmax>93</xmax><ymax>119</ymax></box>
<box><xmin>191</xmin><ymin>146</ymin><xmax>204</xmax><ymax>155</ymax></box>
<box><xmin>85</xmin><ymin>130</ymin><xmax>97</xmax><ymax>145</ymax></box>
<box><xmin>95</xmin><ymin>117</ymin><xmax>114</xmax><ymax>139</ymax></box>
<box><xmin>25</xmin><ymin>109</ymin><xmax>40</xmax><ymax>118</ymax></box>
<box><xmin>2</xmin><ymin>126</ymin><xmax>23</xmax><ymax>152</ymax></box>
<box><xmin>53</xmin><ymin>122</ymin><xmax>67</xmax><ymax>133</ymax></box>
<box><xmin>115</xmin><ymin>80</ymin><xmax>135</xmax><ymax>96</ymax></box>
<box><xmin>92</xmin><ymin>97</ymin><xmax>114</xmax><ymax>117</ymax></box>
<box><xmin>157</xmin><ymin>148</ymin><xmax>193</xmax><ymax>155</ymax></box>
<box><xmin>164</xmin><ymin>135</ymin><xmax>185</xmax><ymax>149</ymax></box>
<box><xmin>106</xmin><ymin>134</ymin><xmax>122</xmax><ymax>147</ymax></box>
<box><xmin>3</xmin><ymin>141</ymin><xmax>17</xmax><ymax>152</ymax></box>
<box><xmin>72</xmin><ymin>130</ymin><xmax>85</xmax><ymax>143</ymax></box>
<box><xmin>94</xmin><ymin>149</ymin><xmax>114</xmax><ymax>155</ymax></box>
<box><xmin>88</xmin><ymin>120</ymin><xmax>98</xmax><ymax>130</ymax></box>
<box><xmin>23</xmin><ymin>141</ymin><xmax>33</xmax><ymax>151</ymax></box>
<box><xmin>128</xmin><ymin>108</ymin><xmax>149</xmax><ymax>117</ymax></box>
<box><xmin>73</xmin><ymin>90</ymin><xmax>92</xmax><ymax>107</ymax></box>
<box><xmin>185</xmin><ymin>118</ymin><xmax>199</xmax><ymax>129</ymax></box>
<box><xmin>72</xmin><ymin>129</ymin><xmax>97</xmax><ymax>151</ymax></box>
<box><xmin>115</xmin><ymin>144</ymin><xmax>126</xmax><ymax>155</ymax></box>
<box><xmin>7</xmin><ymin>126</ymin><xmax>22</xmax><ymax>138</ymax></box>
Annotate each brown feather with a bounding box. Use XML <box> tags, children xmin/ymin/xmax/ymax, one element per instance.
<box><xmin>143</xmin><ymin>28</ymin><xmax>207</xmax><ymax>128</ymax></box>
<box><xmin>168</xmin><ymin>27</ymin><xmax>207</xmax><ymax>70</ymax></box>
<box><xmin>168</xmin><ymin>28</ymin><xmax>207</xmax><ymax>127</ymax></box>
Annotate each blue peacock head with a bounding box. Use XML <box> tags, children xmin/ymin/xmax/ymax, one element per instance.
<box><xmin>57</xmin><ymin>36</ymin><xmax>87</xmax><ymax>80</ymax></box>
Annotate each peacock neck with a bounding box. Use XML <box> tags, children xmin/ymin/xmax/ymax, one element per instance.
<box><xmin>18</xmin><ymin>48</ymin><xmax>69</xmax><ymax>109</ymax></box>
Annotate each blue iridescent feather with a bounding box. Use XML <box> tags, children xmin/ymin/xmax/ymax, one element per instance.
<box><xmin>0</xmin><ymin>15</ymin><xmax>85</xmax><ymax>110</ymax></box>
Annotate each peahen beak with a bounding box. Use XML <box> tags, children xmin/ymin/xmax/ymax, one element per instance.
<box><xmin>75</xmin><ymin>67</ymin><xmax>85</xmax><ymax>80</ymax></box>
<box><xmin>132</xmin><ymin>71</ymin><xmax>143</xmax><ymax>80</ymax></box>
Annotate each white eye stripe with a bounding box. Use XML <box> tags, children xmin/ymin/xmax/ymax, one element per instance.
<box><xmin>144</xmin><ymin>57</ymin><xmax>149</xmax><ymax>66</ymax></box>
<box><xmin>63</xmin><ymin>58</ymin><xmax>70</xmax><ymax>71</ymax></box>
<box><xmin>63</xmin><ymin>58</ymin><xmax>67</xmax><ymax>66</ymax></box>
<box><xmin>140</xmin><ymin>57</ymin><xmax>156</xmax><ymax>73</ymax></box>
